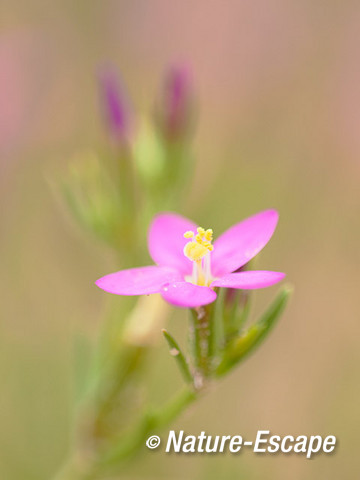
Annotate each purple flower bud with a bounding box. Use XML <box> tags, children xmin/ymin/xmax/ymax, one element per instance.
<box><xmin>156</xmin><ymin>65</ymin><xmax>193</xmax><ymax>140</ymax></box>
<box><xmin>98</xmin><ymin>66</ymin><xmax>132</xmax><ymax>144</ymax></box>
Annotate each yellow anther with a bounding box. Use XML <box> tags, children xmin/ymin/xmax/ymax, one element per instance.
<box><xmin>195</xmin><ymin>234</ymin><xmax>202</xmax><ymax>243</ymax></box>
<box><xmin>184</xmin><ymin>241</ymin><xmax>209</xmax><ymax>262</ymax></box>
<box><xmin>183</xmin><ymin>225</ymin><xmax>215</xmax><ymax>286</ymax></box>
<box><xmin>205</xmin><ymin>229</ymin><xmax>213</xmax><ymax>241</ymax></box>
<box><xmin>183</xmin><ymin>225</ymin><xmax>214</xmax><ymax>262</ymax></box>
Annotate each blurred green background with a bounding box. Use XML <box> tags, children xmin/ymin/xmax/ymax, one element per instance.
<box><xmin>1</xmin><ymin>1</ymin><xmax>360</xmax><ymax>478</ymax></box>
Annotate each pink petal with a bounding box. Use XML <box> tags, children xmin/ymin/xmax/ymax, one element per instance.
<box><xmin>95</xmin><ymin>266</ymin><xmax>182</xmax><ymax>296</ymax></box>
<box><xmin>148</xmin><ymin>212</ymin><xmax>197</xmax><ymax>275</ymax></box>
<box><xmin>161</xmin><ymin>282</ymin><xmax>217</xmax><ymax>308</ymax></box>
<box><xmin>211</xmin><ymin>270</ymin><xmax>285</xmax><ymax>289</ymax></box>
<box><xmin>211</xmin><ymin>210</ymin><xmax>279</xmax><ymax>277</ymax></box>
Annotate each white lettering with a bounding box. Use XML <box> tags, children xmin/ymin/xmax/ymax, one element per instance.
<box><xmin>254</xmin><ymin>430</ymin><xmax>269</xmax><ymax>452</ymax></box>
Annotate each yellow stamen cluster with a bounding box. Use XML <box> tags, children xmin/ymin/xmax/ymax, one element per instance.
<box><xmin>183</xmin><ymin>227</ymin><xmax>214</xmax><ymax>262</ymax></box>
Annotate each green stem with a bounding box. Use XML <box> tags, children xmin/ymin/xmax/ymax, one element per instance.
<box><xmin>92</xmin><ymin>345</ymin><xmax>147</xmax><ymax>439</ymax></box>
<box><xmin>190</xmin><ymin>304</ymin><xmax>215</xmax><ymax>384</ymax></box>
<box><xmin>53</xmin><ymin>388</ymin><xmax>197</xmax><ymax>480</ymax></box>
<box><xmin>92</xmin><ymin>388</ymin><xmax>197</xmax><ymax>474</ymax></box>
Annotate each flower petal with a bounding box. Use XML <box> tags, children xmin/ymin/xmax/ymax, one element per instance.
<box><xmin>95</xmin><ymin>266</ymin><xmax>182</xmax><ymax>296</ymax></box>
<box><xmin>211</xmin><ymin>210</ymin><xmax>279</xmax><ymax>276</ymax></box>
<box><xmin>161</xmin><ymin>282</ymin><xmax>217</xmax><ymax>308</ymax></box>
<box><xmin>148</xmin><ymin>212</ymin><xmax>197</xmax><ymax>275</ymax></box>
<box><xmin>211</xmin><ymin>270</ymin><xmax>285</xmax><ymax>289</ymax></box>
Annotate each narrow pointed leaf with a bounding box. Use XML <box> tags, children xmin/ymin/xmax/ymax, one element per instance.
<box><xmin>216</xmin><ymin>286</ymin><xmax>292</xmax><ymax>377</ymax></box>
<box><xmin>162</xmin><ymin>329</ymin><xmax>193</xmax><ymax>384</ymax></box>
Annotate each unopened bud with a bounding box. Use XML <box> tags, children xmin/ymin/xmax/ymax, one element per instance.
<box><xmin>98</xmin><ymin>66</ymin><xmax>132</xmax><ymax>145</ymax></box>
<box><xmin>155</xmin><ymin>65</ymin><xmax>194</xmax><ymax>141</ymax></box>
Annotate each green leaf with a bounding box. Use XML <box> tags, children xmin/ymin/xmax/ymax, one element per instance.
<box><xmin>216</xmin><ymin>286</ymin><xmax>292</xmax><ymax>377</ymax></box>
<box><xmin>162</xmin><ymin>329</ymin><xmax>193</xmax><ymax>385</ymax></box>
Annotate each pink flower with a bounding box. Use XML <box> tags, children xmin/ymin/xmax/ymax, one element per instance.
<box><xmin>95</xmin><ymin>210</ymin><xmax>285</xmax><ymax>308</ymax></box>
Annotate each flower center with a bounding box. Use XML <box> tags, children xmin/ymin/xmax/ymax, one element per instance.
<box><xmin>183</xmin><ymin>227</ymin><xmax>214</xmax><ymax>286</ymax></box>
